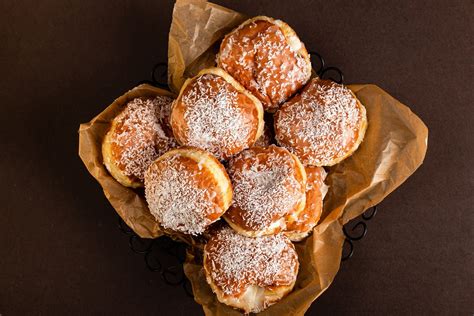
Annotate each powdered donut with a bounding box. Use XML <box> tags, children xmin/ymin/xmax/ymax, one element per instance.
<box><xmin>224</xmin><ymin>145</ymin><xmax>307</xmax><ymax>236</ymax></box>
<box><xmin>274</xmin><ymin>78</ymin><xmax>367</xmax><ymax>166</ymax></box>
<box><xmin>102</xmin><ymin>96</ymin><xmax>177</xmax><ymax>188</ymax></box>
<box><xmin>144</xmin><ymin>147</ymin><xmax>232</xmax><ymax>235</ymax></box>
<box><xmin>171</xmin><ymin>67</ymin><xmax>264</xmax><ymax>160</ymax></box>
<box><xmin>217</xmin><ymin>16</ymin><xmax>312</xmax><ymax>112</ymax></box>
<box><xmin>203</xmin><ymin>226</ymin><xmax>299</xmax><ymax>313</ymax></box>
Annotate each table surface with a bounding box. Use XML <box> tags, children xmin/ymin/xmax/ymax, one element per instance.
<box><xmin>1</xmin><ymin>0</ymin><xmax>472</xmax><ymax>315</ymax></box>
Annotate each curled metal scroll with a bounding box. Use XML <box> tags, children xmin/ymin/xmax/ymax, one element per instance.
<box><xmin>309</xmin><ymin>51</ymin><xmax>344</xmax><ymax>84</ymax></box>
<box><xmin>342</xmin><ymin>206</ymin><xmax>378</xmax><ymax>261</ymax></box>
<box><xmin>309</xmin><ymin>51</ymin><xmax>325</xmax><ymax>76</ymax></box>
<box><xmin>137</xmin><ymin>62</ymin><xmax>168</xmax><ymax>88</ymax></box>
<box><xmin>117</xmin><ymin>217</ymin><xmax>193</xmax><ymax>297</ymax></box>
<box><xmin>141</xmin><ymin>52</ymin><xmax>345</xmax><ymax>89</ymax></box>
<box><xmin>119</xmin><ymin>208</ymin><xmax>378</xmax><ymax>292</ymax></box>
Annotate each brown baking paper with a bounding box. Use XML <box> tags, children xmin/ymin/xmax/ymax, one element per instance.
<box><xmin>167</xmin><ymin>0</ymin><xmax>246</xmax><ymax>93</ymax></box>
<box><xmin>78</xmin><ymin>0</ymin><xmax>428</xmax><ymax>314</ymax></box>
<box><xmin>78</xmin><ymin>85</ymin><xmax>172</xmax><ymax>239</ymax></box>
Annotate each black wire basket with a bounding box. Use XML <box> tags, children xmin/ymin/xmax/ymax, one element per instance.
<box><xmin>118</xmin><ymin>51</ymin><xmax>378</xmax><ymax>297</ymax></box>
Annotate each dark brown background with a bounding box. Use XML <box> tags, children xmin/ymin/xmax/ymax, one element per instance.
<box><xmin>1</xmin><ymin>0</ymin><xmax>473</xmax><ymax>315</ymax></box>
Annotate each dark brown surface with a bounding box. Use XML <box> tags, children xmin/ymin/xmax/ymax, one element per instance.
<box><xmin>0</xmin><ymin>0</ymin><xmax>472</xmax><ymax>315</ymax></box>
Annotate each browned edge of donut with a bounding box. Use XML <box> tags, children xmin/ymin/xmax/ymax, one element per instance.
<box><xmin>216</xmin><ymin>16</ymin><xmax>312</xmax><ymax>112</ymax></box>
<box><xmin>223</xmin><ymin>145</ymin><xmax>307</xmax><ymax>237</ymax></box>
<box><xmin>170</xmin><ymin>67</ymin><xmax>265</xmax><ymax>159</ymax></box>
<box><xmin>102</xmin><ymin>86</ymin><xmax>176</xmax><ymax>188</ymax></box>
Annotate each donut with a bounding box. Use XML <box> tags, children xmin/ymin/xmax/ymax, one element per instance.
<box><xmin>203</xmin><ymin>226</ymin><xmax>299</xmax><ymax>313</ymax></box>
<box><xmin>217</xmin><ymin>16</ymin><xmax>312</xmax><ymax>112</ymax></box>
<box><xmin>170</xmin><ymin>67</ymin><xmax>264</xmax><ymax>160</ymax></box>
<box><xmin>144</xmin><ymin>147</ymin><xmax>232</xmax><ymax>235</ymax></box>
<box><xmin>284</xmin><ymin>166</ymin><xmax>328</xmax><ymax>241</ymax></box>
<box><xmin>102</xmin><ymin>96</ymin><xmax>178</xmax><ymax>188</ymax></box>
<box><xmin>224</xmin><ymin>145</ymin><xmax>307</xmax><ymax>237</ymax></box>
<box><xmin>274</xmin><ymin>78</ymin><xmax>368</xmax><ymax>166</ymax></box>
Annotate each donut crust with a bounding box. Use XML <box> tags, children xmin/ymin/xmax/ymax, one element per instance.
<box><xmin>171</xmin><ymin>67</ymin><xmax>264</xmax><ymax>160</ymax></box>
<box><xmin>217</xmin><ymin>16</ymin><xmax>312</xmax><ymax>112</ymax></box>
<box><xmin>203</xmin><ymin>226</ymin><xmax>299</xmax><ymax>313</ymax></box>
<box><xmin>102</xmin><ymin>95</ymin><xmax>176</xmax><ymax>188</ymax></box>
<box><xmin>144</xmin><ymin>147</ymin><xmax>232</xmax><ymax>235</ymax></box>
<box><xmin>274</xmin><ymin>78</ymin><xmax>368</xmax><ymax>166</ymax></box>
<box><xmin>284</xmin><ymin>166</ymin><xmax>327</xmax><ymax>241</ymax></box>
<box><xmin>224</xmin><ymin>145</ymin><xmax>307</xmax><ymax>237</ymax></box>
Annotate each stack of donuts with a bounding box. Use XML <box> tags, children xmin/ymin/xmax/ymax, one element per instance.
<box><xmin>102</xmin><ymin>16</ymin><xmax>367</xmax><ymax>313</ymax></box>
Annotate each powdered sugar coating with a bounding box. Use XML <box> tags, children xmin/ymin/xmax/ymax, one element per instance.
<box><xmin>172</xmin><ymin>73</ymin><xmax>259</xmax><ymax>160</ymax></box>
<box><xmin>218</xmin><ymin>18</ymin><xmax>310</xmax><ymax>111</ymax></box>
<box><xmin>111</xmin><ymin>96</ymin><xmax>177</xmax><ymax>181</ymax></box>
<box><xmin>225</xmin><ymin>145</ymin><xmax>306</xmax><ymax>231</ymax></box>
<box><xmin>275</xmin><ymin>78</ymin><xmax>365</xmax><ymax>166</ymax></box>
<box><xmin>144</xmin><ymin>153</ymin><xmax>224</xmax><ymax>235</ymax></box>
<box><xmin>204</xmin><ymin>226</ymin><xmax>298</xmax><ymax>296</ymax></box>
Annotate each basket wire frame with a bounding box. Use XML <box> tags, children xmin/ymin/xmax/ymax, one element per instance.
<box><xmin>117</xmin><ymin>51</ymin><xmax>376</xmax><ymax>296</ymax></box>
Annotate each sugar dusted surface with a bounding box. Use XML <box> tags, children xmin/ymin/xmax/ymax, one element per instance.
<box><xmin>227</xmin><ymin>146</ymin><xmax>305</xmax><ymax>230</ymax></box>
<box><xmin>178</xmin><ymin>74</ymin><xmax>255</xmax><ymax>160</ymax></box>
<box><xmin>218</xmin><ymin>19</ymin><xmax>310</xmax><ymax>110</ymax></box>
<box><xmin>112</xmin><ymin>96</ymin><xmax>177</xmax><ymax>181</ymax></box>
<box><xmin>205</xmin><ymin>226</ymin><xmax>298</xmax><ymax>296</ymax></box>
<box><xmin>275</xmin><ymin>78</ymin><xmax>363</xmax><ymax>166</ymax></box>
<box><xmin>144</xmin><ymin>154</ymin><xmax>221</xmax><ymax>235</ymax></box>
